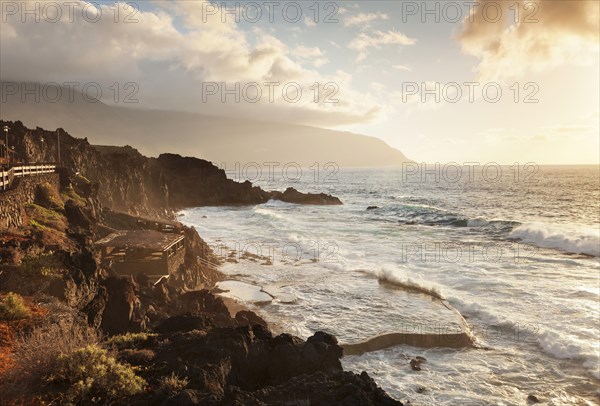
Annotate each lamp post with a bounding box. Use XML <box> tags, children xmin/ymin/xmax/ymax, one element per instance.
<box><xmin>57</xmin><ymin>129</ymin><xmax>61</xmax><ymax>165</ymax></box>
<box><xmin>3</xmin><ymin>126</ymin><xmax>9</xmax><ymax>165</ymax></box>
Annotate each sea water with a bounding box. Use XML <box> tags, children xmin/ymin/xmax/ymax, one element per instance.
<box><xmin>181</xmin><ymin>165</ymin><xmax>600</xmax><ymax>405</ymax></box>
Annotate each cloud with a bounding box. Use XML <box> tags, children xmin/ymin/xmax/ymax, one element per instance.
<box><xmin>303</xmin><ymin>16</ymin><xmax>316</xmax><ymax>27</ymax></box>
<box><xmin>292</xmin><ymin>46</ymin><xmax>329</xmax><ymax>67</ymax></box>
<box><xmin>544</xmin><ymin>125</ymin><xmax>597</xmax><ymax>135</ymax></box>
<box><xmin>457</xmin><ymin>0</ymin><xmax>600</xmax><ymax>81</ymax></box>
<box><xmin>483</xmin><ymin>122</ymin><xmax>599</xmax><ymax>144</ymax></box>
<box><xmin>344</xmin><ymin>12</ymin><xmax>388</xmax><ymax>27</ymax></box>
<box><xmin>392</xmin><ymin>64</ymin><xmax>412</xmax><ymax>71</ymax></box>
<box><xmin>0</xmin><ymin>0</ymin><xmax>382</xmax><ymax>127</ymax></box>
<box><xmin>348</xmin><ymin>30</ymin><xmax>417</xmax><ymax>62</ymax></box>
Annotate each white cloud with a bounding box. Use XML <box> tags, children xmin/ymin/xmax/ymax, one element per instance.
<box><xmin>458</xmin><ymin>0</ymin><xmax>600</xmax><ymax>81</ymax></box>
<box><xmin>0</xmin><ymin>0</ymin><xmax>383</xmax><ymax>127</ymax></box>
<box><xmin>293</xmin><ymin>46</ymin><xmax>329</xmax><ymax>67</ymax></box>
<box><xmin>392</xmin><ymin>64</ymin><xmax>412</xmax><ymax>71</ymax></box>
<box><xmin>344</xmin><ymin>12</ymin><xmax>388</xmax><ymax>27</ymax></box>
<box><xmin>349</xmin><ymin>30</ymin><xmax>416</xmax><ymax>62</ymax></box>
<box><xmin>303</xmin><ymin>16</ymin><xmax>316</xmax><ymax>28</ymax></box>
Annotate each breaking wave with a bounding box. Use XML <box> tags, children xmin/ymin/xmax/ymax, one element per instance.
<box><xmin>509</xmin><ymin>223</ymin><xmax>600</xmax><ymax>257</ymax></box>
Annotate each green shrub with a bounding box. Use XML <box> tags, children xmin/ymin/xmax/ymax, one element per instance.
<box><xmin>0</xmin><ymin>292</ymin><xmax>31</xmax><ymax>320</ymax></box>
<box><xmin>34</xmin><ymin>182</ymin><xmax>63</xmax><ymax>210</ymax></box>
<box><xmin>61</xmin><ymin>186</ymin><xmax>87</xmax><ymax>207</ymax></box>
<box><xmin>28</xmin><ymin>219</ymin><xmax>47</xmax><ymax>231</ymax></box>
<box><xmin>50</xmin><ymin>345</ymin><xmax>146</xmax><ymax>403</ymax></box>
<box><xmin>107</xmin><ymin>332</ymin><xmax>156</xmax><ymax>349</ymax></box>
<box><xmin>18</xmin><ymin>254</ymin><xmax>63</xmax><ymax>278</ymax></box>
<box><xmin>158</xmin><ymin>373</ymin><xmax>189</xmax><ymax>396</ymax></box>
<box><xmin>25</xmin><ymin>203</ymin><xmax>66</xmax><ymax>231</ymax></box>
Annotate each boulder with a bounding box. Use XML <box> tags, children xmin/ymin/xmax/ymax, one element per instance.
<box><xmin>270</xmin><ymin>187</ymin><xmax>342</xmax><ymax>205</ymax></box>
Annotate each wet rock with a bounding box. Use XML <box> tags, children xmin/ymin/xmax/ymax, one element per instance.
<box><xmin>416</xmin><ymin>385</ymin><xmax>426</xmax><ymax>394</ymax></box>
<box><xmin>234</xmin><ymin>310</ymin><xmax>268</xmax><ymax>327</ymax></box>
<box><xmin>367</xmin><ymin>206</ymin><xmax>380</xmax><ymax>210</ymax></box>
<box><xmin>270</xmin><ymin>187</ymin><xmax>342</xmax><ymax>205</ymax></box>
<box><xmin>527</xmin><ymin>394</ymin><xmax>540</xmax><ymax>403</ymax></box>
<box><xmin>410</xmin><ymin>356</ymin><xmax>426</xmax><ymax>371</ymax></box>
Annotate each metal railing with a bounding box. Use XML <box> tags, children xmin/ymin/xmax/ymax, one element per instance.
<box><xmin>0</xmin><ymin>163</ymin><xmax>57</xmax><ymax>191</ymax></box>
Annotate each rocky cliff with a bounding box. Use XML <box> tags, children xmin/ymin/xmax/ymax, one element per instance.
<box><xmin>1</xmin><ymin>120</ymin><xmax>272</xmax><ymax>218</ymax></box>
<box><xmin>1</xmin><ymin>120</ymin><xmax>344</xmax><ymax>219</ymax></box>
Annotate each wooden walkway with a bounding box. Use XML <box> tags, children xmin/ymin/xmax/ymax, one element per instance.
<box><xmin>0</xmin><ymin>164</ymin><xmax>57</xmax><ymax>191</ymax></box>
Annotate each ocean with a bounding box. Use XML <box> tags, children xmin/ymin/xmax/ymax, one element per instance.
<box><xmin>180</xmin><ymin>165</ymin><xmax>600</xmax><ymax>405</ymax></box>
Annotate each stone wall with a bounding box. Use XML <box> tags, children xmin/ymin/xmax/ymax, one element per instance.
<box><xmin>0</xmin><ymin>174</ymin><xmax>60</xmax><ymax>229</ymax></box>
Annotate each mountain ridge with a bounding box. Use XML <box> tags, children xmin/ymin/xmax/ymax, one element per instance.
<box><xmin>1</xmin><ymin>82</ymin><xmax>411</xmax><ymax>167</ymax></box>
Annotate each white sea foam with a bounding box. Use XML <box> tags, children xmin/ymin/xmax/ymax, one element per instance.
<box><xmin>509</xmin><ymin>223</ymin><xmax>600</xmax><ymax>257</ymax></box>
<box><xmin>254</xmin><ymin>207</ymin><xmax>286</xmax><ymax>220</ymax></box>
<box><xmin>537</xmin><ymin>328</ymin><xmax>600</xmax><ymax>380</ymax></box>
<box><xmin>365</xmin><ymin>267</ymin><xmax>445</xmax><ymax>300</ymax></box>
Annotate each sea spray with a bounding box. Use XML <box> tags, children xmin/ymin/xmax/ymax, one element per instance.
<box><xmin>362</xmin><ymin>267</ymin><xmax>445</xmax><ymax>300</ymax></box>
<box><xmin>509</xmin><ymin>222</ymin><xmax>600</xmax><ymax>257</ymax></box>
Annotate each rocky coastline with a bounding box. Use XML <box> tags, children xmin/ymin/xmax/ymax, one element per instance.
<box><xmin>0</xmin><ymin>121</ymin><xmax>400</xmax><ymax>405</ymax></box>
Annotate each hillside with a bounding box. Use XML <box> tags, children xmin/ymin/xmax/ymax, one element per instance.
<box><xmin>1</xmin><ymin>83</ymin><xmax>411</xmax><ymax>167</ymax></box>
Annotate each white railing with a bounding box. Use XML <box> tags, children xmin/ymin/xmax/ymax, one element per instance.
<box><xmin>0</xmin><ymin>164</ymin><xmax>57</xmax><ymax>191</ymax></box>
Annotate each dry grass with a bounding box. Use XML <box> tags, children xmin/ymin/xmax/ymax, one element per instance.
<box><xmin>0</xmin><ymin>296</ymin><xmax>49</xmax><ymax>378</ymax></box>
<box><xmin>158</xmin><ymin>372</ymin><xmax>189</xmax><ymax>396</ymax></box>
<box><xmin>0</xmin><ymin>317</ymin><xmax>99</xmax><ymax>403</ymax></box>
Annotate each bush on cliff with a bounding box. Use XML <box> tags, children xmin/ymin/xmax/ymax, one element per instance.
<box><xmin>107</xmin><ymin>332</ymin><xmax>156</xmax><ymax>350</ymax></box>
<box><xmin>34</xmin><ymin>182</ymin><xmax>63</xmax><ymax>210</ymax></box>
<box><xmin>24</xmin><ymin>204</ymin><xmax>71</xmax><ymax>248</ymax></box>
<box><xmin>0</xmin><ymin>293</ymin><xmax>31</xmax><ymax>320</ymax></box>
<box><xmin>0</xmin><ymin>318</ymin><xmax>99</xmax><ymax>402</ymax></box>
<box><xmin>61</xmin><ymin>186</ymin><xmax>87</xmax><ymax>207</ymax></box>
<box><xmin>50</xmin><ymin>345</ymin><xmax>146</xmax><ymax>403</ymax></box>
<box><xmin>19</xmin><ymin>253</ymin><xmax>63</xmax><ymax>278</ymax></box>
<box><xmin>25</xmin><ymin>204</ymin><xmax>66</xmax><ymax>231</ymax></box>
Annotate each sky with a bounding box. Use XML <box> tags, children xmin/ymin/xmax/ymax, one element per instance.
<box><xmin>1</xmin><ymin>0</ymin><xmax>599</xmax><ymax>164</ymax></box>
